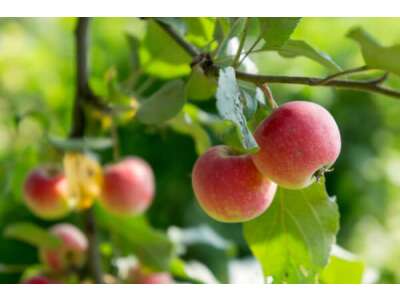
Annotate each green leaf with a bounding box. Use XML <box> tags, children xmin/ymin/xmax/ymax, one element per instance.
<box><xmin>169</xmin><ymin>258</ymin><xmax>204</xmax><ymax>283</ymax></box>
<box><xmin>184</xmin><ymin>18</ymin><xmax>216</xmax><ymax>48</ymax></box>
<box><xmin>243</xmin><ymin>181</ymin><xmax>339</xmax><ymax>283</ymax></box>
<box><xmin>348</xmin><ymin>27</ymin><xmax>400</xmax><ymax>76</ymax></box>
<box><xmin>185</xmin><ymin>66</ymin><xmax>217</xmax><ymax>101</ymax></box>
<box><xmin>258</xmin><ymin>17</ymin><xmax>301</xmax><ymax>48</ymax></box>
<box><xmin>95</xmin><ymin>205</ymin><xmax>175</xmax><ymax>271</ymax></box>
<box><xmin>156</xmin><ymin>18</ymin><xmax>187</xmax><ymax>36</ymax></box>
<box><xmin>262</xmin><ymin>40</ymin><xmax>341</xmax><ymax>73</ymax></box>
<box><xmin>139</xmin><ymin>20</ymin><xmax>191</xmax><ymax>78</ymax></box>
<box><xmin>320</xmin><ymin>245</ymin><xmax>365</xmax><ymax>284</ymax></box>
<box><xmin>48</xmin><ymin>136</ymin><xmax>113</xmax><ymax>151</ymax></box>
<box><xmin>239</xmin><ymin>83</ymin><xmax>265</xmax><ymax>120</ymax></box>
<box><xmin>216</xmin><ymin>67</ymin><xmax>258</xmax><ymax>152</ymax></box>
<box><xmin>4</xmin><ymin>223</ymin><xmax>61</xmax><ymax>249</ymax></box>
<box><xmin>137</xmin><ymin>80</ymin><xmax>185</xmax><ymax>124</ymax></box>
<box><xmin>214</xmin><ymin>18</ymin><xmax>247</xmax><ymax>61</ymax></box>
<box><xmin>169</xmin><ymin>111</ymin><xmax>211</xmax><ymax>155</ymax></box>
<box><xmin>125</xmin><ymin>34</ymin><xmax>140</xmax><ymax>71</ymax></box>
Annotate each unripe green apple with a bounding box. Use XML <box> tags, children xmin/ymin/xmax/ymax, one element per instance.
<box><xmin>40</xmin><ymin>223</ymin><xmax>88</xmax><ymax>273</ymax></box>
<box><xmin>23</xmin><ymin>167</ymin><xmax>71</xmax><ymax>220</ymax></box>
<box><xmin>192</xmin><ymin>145</ymin><xmax>277</xmax><ymax>223</ymax></box>
<box><xmin>252</xmin><ymin>101</ymin><xmax>341</xmax><ymax>189</ymax></box>
<box><xmin>100</xmin><ymin>157</ymin><xmax>155</xmax><ymax>215</ymax></box>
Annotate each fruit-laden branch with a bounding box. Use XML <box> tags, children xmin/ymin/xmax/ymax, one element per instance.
<box><xmin>154</xmin><ymin>19</ymin><xmax>400</xmax><ymax>101</ymax></box>
<box><xmin>71</xmin><ymin>17</ymin><xmax>104</xmax><ymax>284</ymax></box>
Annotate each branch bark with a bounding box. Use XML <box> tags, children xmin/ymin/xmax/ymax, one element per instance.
<box><xmin>70</xmin><ymin>17</ymin><xmax>104</xmax><ymax>284</ymax></box>
<box><xmin>155</xmin><ymin>19</ymin><xmax>400</xmax><ymax>101</ymax></box>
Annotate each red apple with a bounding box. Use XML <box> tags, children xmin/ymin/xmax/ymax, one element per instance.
<box><xmin>23</xmin><ymin>167</ymin><xmax>71</xmax><ymax>220</ymax></box>
<box><xmin>22</xmin><ymin>276</ymin><xmax>56</xmax><ymax>284</ymax></box>
<box><xmin>100</xmin><ymin>157</ymin><xmax>155</xmax><ymax>215</ymax></box>
<box><xmin>252</xmin><ymin>101</ymin><xmax>341</xmax><ymax>189</ymax></box>
<box><xmin>192</xmin><ymin>145</ymin><xmax>277</xmax><ymax>223</ymax></box>
<box><xmin>40</xmin><ymin>223</ymin><xmax>88</xmax><ymax>273</ymax></box>
<box><xmin>128</xmin><ymin>265</ymin><xmax>173</xmax><ymax>284</ymax></box>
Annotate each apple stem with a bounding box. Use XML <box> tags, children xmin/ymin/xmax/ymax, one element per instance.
<box><xmin>260</xmin><ymin>83</ymin><xmax>279</xmax><ymax>109</ymax></box>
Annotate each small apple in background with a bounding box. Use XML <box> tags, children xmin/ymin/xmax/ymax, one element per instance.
<box><xmin>252</xmin><ymin>101</ymin><xmax>341</xmax><ymax>189</ymax></box>
<box><xmin>23</xmin><ymin>167</ymin><xmax>71</xmax><ymax>220</ymax></box>
<box><xmin>40</xmin><ymin>223</ymin><xmax>88</xmax><ymax>273</ymax></box>
<box><xmin>192</xmin><ymin>145</ymin><xmax>277</xmax><ymax>223</ymax></box>
<box><xmin>22</xmin><ymin>275</ymin><xmax>57</xmax><ymax>284</ymax></box>
<box><xmin>100</xmin><ymin>157</ymin><xmax>155</xmax><ymax>215</ymax></box>
<box><xmin>128</xmin><ymin>265</ymin><xmax>173</xmax><ymax>284</ymax></box>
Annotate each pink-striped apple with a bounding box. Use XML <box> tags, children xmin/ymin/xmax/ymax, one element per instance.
<box><xmin>23</xmin><ymin>167</ymin><xmax>71</xmax><ymax>220</ymax></box>
<box><xmin>100</xmin><ymin>157</ymin><xmax>155</xmax><ymax>215</ymax></box>
<box><xmin>192</xmin><ymin>145</ymin><xmax>277</xmax><ymax>223</ymax></box>
<box><xmin>252</xmin><ymin>101</ymin><xmax>341</xmax><ymax>189</ymax></box>
<box><xmin>40</xmin><ymin>223</ymin><xmax>88</xmax><ymax>273</ymax></box>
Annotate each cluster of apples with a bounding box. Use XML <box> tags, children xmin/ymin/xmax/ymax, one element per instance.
<box><xmin>23</xmin><ymin>157</ymin><xmax>155</xmax><ymax>220</ymax></box>
<box><xmin>192</xmin><ymin>101</ymin><xmax>342</xmax><ymax>223</ymax></box>
<box><xmin>22</xmin><ymin>223</ymin><xmax>172</xmax><ymax>284</ymax></box>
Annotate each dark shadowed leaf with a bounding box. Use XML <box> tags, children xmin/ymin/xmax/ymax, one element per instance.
<box><xmin>185</xmin><ymin>66</ymin><xmax>217</xmax><ymax>101</ymax></box>
<box><xmin>216</xmin><ymin>67</ymin><xmax>258</xmax><ymax>152</ymax></box>
<box><xmin>137</xmin><ymin>80</ymin><xmax>185</xmax><ymax>124</ymax></box>
<box><xmin>95</xmin><ymin>205</ymin><xmax>175</xmax><ymax>271</ymax></box>
<box><xmin>258</xmin><ymin>18</ymin><xmax>301</xmax><ymax>48</ymax></box>
<box><xmin>243</xmin><ymin>180</ymin><xmax>339</xmax><ymax>283</ymax></box>
<box><xmin>4</xmin><ymin>223</ymin><xmax>61</xmax><ymax>249</ymax></box>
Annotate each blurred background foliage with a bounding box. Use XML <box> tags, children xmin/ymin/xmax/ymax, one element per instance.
<box><xmin>1</xmin><ymin>17</ymin><xmax>400</xmax><ymax>283</ymax></box>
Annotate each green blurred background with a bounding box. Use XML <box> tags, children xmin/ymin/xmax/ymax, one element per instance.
<box><xmin>1</xmin><ymin>18</ymin><xmax>400</xmax><ymax>283</ymax></box>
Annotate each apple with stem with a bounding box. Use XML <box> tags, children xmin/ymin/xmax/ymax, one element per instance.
<box><xmin>252</xmin><ymin>101</ymin><xmax>341</xmax><ymax>189</ymax></box>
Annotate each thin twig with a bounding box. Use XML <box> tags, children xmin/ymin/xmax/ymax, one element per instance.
<box><xmin>71</xmin><ymin>17</ymin><xmax>104</xmax><ymax>284</ymax></box>
<box><xmin>233</xmin><ymin>18</ymin><xmax>250</xmax><ymax>68</ymax></box>
<box><xmin>316</xmin><ymin>65</ymin><xmax>370</xmax><ymax>85</ymax></box>
<box><xmin>260</xmin><ymin>83</ymin><xmax>279</xmax><ymax>109</ymax></box>
<box><xmin>155</xmin><ymin>20</ymin><xmax>400</xmax><ymax>101</ymax></box>
<box><xmin>238</xmin><ymin>36</ymin><xmax>262</xmax><ymax>66</ymax></box>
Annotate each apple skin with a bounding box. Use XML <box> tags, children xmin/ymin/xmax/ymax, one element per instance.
<box><xmin>100</xmin><ymin>157</ymin><xmax>155</xmax><ymax>215</ymax></box>
<box><xmin>252</xmin><ymin>101</ymin><xmax>341</xmax><ymax>189</ymax></box>
<box><xmin>40</xmin><ymin>223</ymin><xmax>88</xmax><ymax>274</ymax></box>
<box><xmin>128</xmin><ymin>265</ymin><xmax>173</xmax><ymax>284</ymax></box>
<box><xmin>23</xmin><ymin>168</ymin><xmax>71</xmax><ymax>220</ymax></box>
<box><xmin>192</xmin><ymin>145</ymin><xmax>277</xmax><ymax>223</ymax></box>
<box><xmin>22</xmin><ymin>276</ymin><xmax>56</xmax><ymax>284</ymax></box>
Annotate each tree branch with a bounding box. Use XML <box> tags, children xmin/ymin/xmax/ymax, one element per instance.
<box><xmin>71</xmin><ymin>17</ymin><xmax>104</xmax><ymax>284</ymax></box>
<box><xmin>155</xmin><ymin>19</ymin><xmax>400</xmax><ymax>101</ymax></box>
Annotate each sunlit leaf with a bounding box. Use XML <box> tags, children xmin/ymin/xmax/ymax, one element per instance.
<box><xmin>214</xmin><ymin>18</ymin><xmax>247</xmax><ymax>61</ymax></box>
<box><xmin>320</xmin><ymin>245</ymin><xmax>365</xmax><ymax>284</ymax></box>
<box><xmin>262</xmin><ymin>40</ymin><xmax>342</xmax><ymax>73</ymax></box>
<box><xmin>139</xmin><ymin>20</ymin><xmax>191</xmax><ymax>78</ymax></box>
<box><xmin>348</xmin><ymin>27</ymin><xmax>400</xmax><ymax>76</ymax></box>
<box><xmin>244</xmin><ymin>180</ymin><xmax>339</xmax><ymax>283</ymax></box>
<box><xmin>4</xmin><ymin>223</ymin><xmax>61</xmax><ymax>249</ymax></box>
